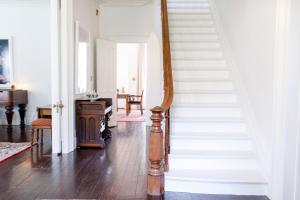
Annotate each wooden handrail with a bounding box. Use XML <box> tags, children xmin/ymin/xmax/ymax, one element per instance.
<box><xmin>147</xmin><ymin>0</ymin><xmax>173</xmax><ymax>198</ymax></box>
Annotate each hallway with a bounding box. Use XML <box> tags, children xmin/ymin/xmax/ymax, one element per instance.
<box><xmin>0</xmin><ymin>123</ymin><xmax>268</xmax><ymax>200</ymax></box>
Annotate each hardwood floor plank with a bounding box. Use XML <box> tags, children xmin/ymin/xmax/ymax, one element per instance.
<box><xmin>0</xmin><ymin>124</ymin><xmax>269</xmax><ymax>200</ymax></box>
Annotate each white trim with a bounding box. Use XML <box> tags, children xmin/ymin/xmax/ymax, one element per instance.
<box><xmin>0</xmin><ymin>0</ymin><xmax>49</xmax><ymax>7</ymax></box>
<box><xmin>51</xmin><ymin>0</ymin><xmax>62</xmax><ymax>154</ymax></box>
<box><xmin>270</xmin><ymin>0</ymin><xmax>291</xmax><ymax>199</ymax></box>
<box><xmin>294</xmin><ymin>85</ymin><xmax>300</xmax><ymax>200</ymax></box>
<box><xmin>60</xmin><ymin>0</ymin><xmax>75</xmax><ymax>154</ymax></box>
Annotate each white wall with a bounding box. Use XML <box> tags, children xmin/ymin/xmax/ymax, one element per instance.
<box><xmin>0</xmin><ymin>0</ymin><xmax>51</xmax><ymax>124</ymax></box>
<box><xmin>99</xmin><ymin>4</ymin><xmax>154</xmax><ymax>42</ymax></box>
<box><xmin>73</xmin><ymin>0</ymin><xmax>99</xmax><ymax>90</ymax></box>
<box><xmin>215</xmin><ymin>0</ymin><xmax>277</xmax><ymax>176</ymax></box>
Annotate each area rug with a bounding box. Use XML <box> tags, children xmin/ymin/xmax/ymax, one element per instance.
<box><xmin>117</xmin><ymin>110</ymin><xmax>145</xmax><ymax>122</ymax></box>
<box><xmin>0</xmin><ymin>142</ymin><xmax>32</xmax><ymax>163</ymax></box>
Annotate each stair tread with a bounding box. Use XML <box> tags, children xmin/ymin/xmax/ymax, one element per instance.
<box><xmin>170</xmin><ymin>149</ymin><xmax>255</xmax><ymax>158</ymax></box>
<box><xmin>172</xmin><ymin>130</ymin><xmax>249</xmax><ymax>138</ymax></box>
<box><xmin>172</xmin><ymin>117</ymin><xmax>245</xmax><ymax>122</ymax></box>
<box><xmin>174</xmin><ymin>90</ymin><xmax>236</xmax><ymax>94</ymax></box>
<box><xmin>166</xmin><ymin>169</ymin><xmax>267</xmax><ymax>183</ymax></box>
<box><xmin>172</xmin><ymin>102</ymin><xmax>239</xmax><ymax>108</ymax></box>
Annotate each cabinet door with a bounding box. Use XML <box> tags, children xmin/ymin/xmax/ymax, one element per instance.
<box><xmin>77</xmin><ymin>115</ymin><xmax>101</xmax><ymax>145</ymax></box>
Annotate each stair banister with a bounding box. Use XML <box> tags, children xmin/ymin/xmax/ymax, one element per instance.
<box><xmin>147</xmin><ymin>0</ymin><xmax>174</xmax><ymax>198</ymax></box>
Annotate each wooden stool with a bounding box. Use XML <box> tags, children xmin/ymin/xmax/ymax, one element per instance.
<box><xmin>31</xmin><ymin>118</ymin><xmax>52</xmax><ymax>145</ymax></box>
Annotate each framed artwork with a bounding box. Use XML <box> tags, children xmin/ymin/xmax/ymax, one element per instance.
<box><xmin>0</xmin><ymin>38</ymin><xmax>13</xmax><ymax>88</ymax></box>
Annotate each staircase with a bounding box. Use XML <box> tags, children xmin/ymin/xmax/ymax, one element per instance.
<box><xmin>165</xmin><ymin>0</ymin><xmax>268</xmax><ymax>195</ymax></box>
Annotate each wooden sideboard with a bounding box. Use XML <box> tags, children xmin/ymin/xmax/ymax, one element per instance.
<box><xmin>76</xmin><ymin>98</ymin><xmax>112</xmax><ymax>148</ymax></box>
<box><xmin>0</xmin><ymin>89</ymin><xmax>28</xmax><ymax>127</ymax></box>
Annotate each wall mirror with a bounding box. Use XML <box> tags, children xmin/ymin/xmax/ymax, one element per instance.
<box><xmin>75</xmin><ymin>21</ymin><xmax>90</xmax><ymax>94</ymax></box>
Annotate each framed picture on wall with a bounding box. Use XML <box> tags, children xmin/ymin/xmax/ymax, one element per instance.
<box><xmin>0</xmin><ymin>38</ymin><xmax>13</xmax><ymax>88</ymax></box>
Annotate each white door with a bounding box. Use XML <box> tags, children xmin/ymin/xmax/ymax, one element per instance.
<box><xmin>51</xmin><ymin>0</ymin><xmax>75</xmax><ymax>154</ymax></box>
<box><xmin>97</xmin><ymin>39</ymin><xmax>117</xmax><ymax>127</ymax></box>
<box><xmin>50</xmin><ymin>0</ymin><xmax>62</xmax><ymax>154</ymax></box>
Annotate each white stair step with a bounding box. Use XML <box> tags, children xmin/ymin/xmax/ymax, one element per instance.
<box><xmin>169</xmin><ymin>20</ymin><xmax>214</xmax><ymax>27</ymax></box>
<box><xmin>170</xmin><ymin>27</ymin><xmax>216</xmax><ymax>34</ymax></box>
<box><xmin>168</xmin><ymin>13</ymin><xmax>212</xmax><ymax>21</ymax></box>
<box><xmin>170</xmin><ymin>132</ymin><xmax>252</xmax><ymax>151</ymax></box>
<box><xmin>173</xmin><ymin>59</ymin><xmax>227</xmax><ymax>69</ymax></box>
<box><xmin>174</xmin><ymin>93</ymin><xmax>238</xmax><ymax>104</ymax></box>
<box><xmin>173</xmin><ymin>70</ymin><xmax>230</xmax><ymax>81</ymax></box>
<box><xmin>174</xmin><ymin>80</ymin><xmax>234</xmax><ymax>92</ymax></box>
<box><xmin>171</xmin><ymin>34</ymin><xmax>218</xmax><ymax>42</ymax></box>
<box><xmin>171</xmin><ymin>131</ymin><xmax>248</xmax><ymax>138</ymax></box>
<box><xmin>169</xmin><ymin>151</ymin><xmax>257</xmax><ymax>170</ymax></box>
<box><xmin>168</xmin><ymin>3</ymin><xmax>210</xmax><ymax>9</ymax></box>
<box><xmin>171</xmin><ymin>107</ymin><xmax>242</xmax><ymax>118</ymax></box>
<box><xmin>168</xmin><ymin>0</ymin><xmax>209</xmax><ymax>3</ymax></box>
<box><xmin>171</xmin><ymin>120</ymin><xmax>247</xmax><ymax>133</ymax></box>
<box><xmin>168</xmin><ymin>8</ymin><xmax>210</xmax><ymax>14</ymax></box>
<box><xmin>172</xmin><ymin>102</ymin><xmax>239</xmax><ymax>108</ymax></box>
<box><xmin>170</xmin><ymin>149</ymin><xmax>255</xmax><ymax>158</ymax></box>
<box><xmin>172</xmin><ymin>50</ymin><xmax>223</xmax><ymax>59</ymax></box>
<box><xmin>165</xmin><ymin>169</ymin><xmax>268</xmax><ymax>195</ymax></box>
<box><xmin>171</xmin><ymin>42</ymin><xmax>221</xmax><ymax>50</ymax></box>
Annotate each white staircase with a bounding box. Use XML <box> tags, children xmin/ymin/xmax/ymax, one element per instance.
<box><xmin>165</xmin><ymin>0</ymin><xmax>268</xmax><ymax>195</ymax></box>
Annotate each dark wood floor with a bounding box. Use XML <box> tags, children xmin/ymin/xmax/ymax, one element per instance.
<box><xmin>0</xmin><ymin>123</ymin><xmax>269</xmax><ymax>200</ymax></box>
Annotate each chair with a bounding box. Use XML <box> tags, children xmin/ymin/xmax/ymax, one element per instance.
<box><xmin>126</xmin><ymin>90</ymin><xmax>144</xmax><ymax>116</ymax></box>
<box><xmin>30</xmin><ymin>108</ymin><xmax>52</xmax><ymax>145</ymax></box>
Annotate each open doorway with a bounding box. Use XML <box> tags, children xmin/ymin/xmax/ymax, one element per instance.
<box><xmin>116</xmin><ymin>43</ymin><xmax>147</xmax><ymax>122</ymax></box>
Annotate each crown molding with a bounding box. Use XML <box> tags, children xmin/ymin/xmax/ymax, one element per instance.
<box><xmin>0</xmin><ymin>0</ymin><xmax>49</xmax><ymax>7</ymax></box>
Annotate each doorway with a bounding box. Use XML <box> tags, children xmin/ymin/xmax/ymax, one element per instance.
<box><xmin>116</xmin><ymin>43</ymin><xmax>147</xmax><ymax>122</ymax></box>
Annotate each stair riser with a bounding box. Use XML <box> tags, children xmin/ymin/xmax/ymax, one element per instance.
<box><xmin>171</xmin><ymin>107</ymin><xmax>242</xmax><ymax>118</ymax></box>
<box><xmin>170</xmin><ymin>138</ymin><xmax>252</xmax><ymax>151</ymax></box>
<box><xmin>173</xmin><ymin>70</ymin><xmax>230</xmax><ymax>81</ymax></box>
<box><xmin>171</xmin><ymin>122</ymin><xmax>247</xmax><ymax>133</ymax></box>
<box><xmin>173</xmin><ymin>60</ymin><xmax>227</xmax><ymax>70</ymax></box>
<box><xmin>172</xmin><ymin>50</ymin><xmax>223</xmax><ymax>59</ymax></box>
<box><xmin>174</xmin><ymin>81</ymin><xmax>234</xmax><ymax>92</ymax></box>
<box><xmin>174</xmin><ymin>93</ymin><xmax>237</xmax><ymax>104</ymax></box>
<box><xmin>169</xmin><ymin>14</ymin><xmax>212</xmax><ymax>21</ymax></box>
<box><xmin>170</xmin><ymin>27</ymin><xmax>216</xmax><ymax>34</ymax></box>
<box><xmin>170</xmin><ymin>20</ymin><xmax>214</xmax><ymax>27</ymax></box>
<box><xmin>165</xmin><ymin>179</ymin><xmax>268</xmax><ymax>195</ymax></box>
<box><xmin>168</xmin><ymin>3</ymin><xmax>210</xmax><ymax>9</ymax></box>
<box><xmin>168</xmin><ymin>0</ymin><xmax>209</xmax><ymax>2</ymax></box>
<box><xmin>171</xmin><ymin>42</ymin><xmax>221</xmax><ymax>51</ymax></box>
<box><xmin>168</xmin><ymin>8</ymin><xmax>210</xmax><ymax>14</ymax></box>
<box><xmin>169</xmin><ymin>157</ymin><xmax>257</xmax><ymax>170</ymax></box>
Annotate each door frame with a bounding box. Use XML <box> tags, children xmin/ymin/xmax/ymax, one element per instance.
<box><xmin>51</xmin><ymin>0</ymin><xmax>75</xmax><ymax>154</ymax></box>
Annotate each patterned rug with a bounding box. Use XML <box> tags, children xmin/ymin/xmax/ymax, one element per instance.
<box><xmin>117</xmin><ymin>110</ymin><xmax>145</xmax><ymax>122</ymax></box>
<box><xmin>0</xmin><ymin>142</ymin><xmax>32</xmax><ymax>163</ymax></box>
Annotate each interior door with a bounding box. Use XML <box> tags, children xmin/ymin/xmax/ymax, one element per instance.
<box><xmin>50</xmin><ymin>0</ymin><xmax>62</xmax><ymax>154</ymax></box>
<box><xmin>96</xmin><ymin>39</ymin><xmax>117</xmax><ymax>127</ymax></box>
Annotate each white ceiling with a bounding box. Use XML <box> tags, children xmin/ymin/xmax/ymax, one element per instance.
<box><xmin>98</xmin><ymin>0</ymin><xmax>152</xmax><ymax>7</ymax></box>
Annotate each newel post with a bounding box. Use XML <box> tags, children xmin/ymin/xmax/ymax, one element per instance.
<box><xmin>148</xmin><ymin>106</ymin><xmax>165</xmax><ymax>199</ymax></box>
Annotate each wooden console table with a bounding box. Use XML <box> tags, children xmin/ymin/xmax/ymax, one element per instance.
<box><xmin>0</xmin><ymin>89</ymin><xmax>28</xmax><ymax>127</ymax></box>
<box><xmin>76</xmin><ymin>98</ymin><xmax>112</xmax><ymax>148</ymax></box>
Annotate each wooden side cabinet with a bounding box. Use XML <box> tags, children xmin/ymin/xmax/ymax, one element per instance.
<box><xmin>76</xmin><ymin>98</ymin><xmax>112</xmax><ymax>148</ymax></box>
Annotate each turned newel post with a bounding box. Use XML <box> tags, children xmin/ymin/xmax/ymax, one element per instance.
<box><xmin>148</xmin><ymin>106</ymin><xmax>165</xmax><ymax>199</ymax></box>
